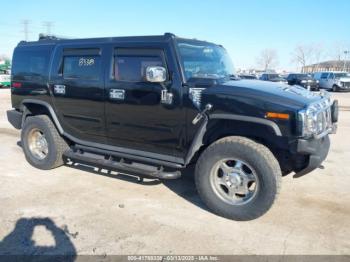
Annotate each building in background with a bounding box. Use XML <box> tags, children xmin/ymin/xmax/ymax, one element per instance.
<box><xmin>303</xmin><ymin>60</ymin><xmax>350</xmax><ymax>73</ymax></box>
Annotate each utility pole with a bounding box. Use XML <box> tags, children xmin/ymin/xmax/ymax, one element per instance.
<box><xmin>42</xmin><ymin>21</ymin><xmax>54</xmax><ymax>35</ymax></box>
<box><xmin>21</xmin><ymin>20</ymin><xmax>30</xmax><ymax>41</ymax></box>
<box><xmin>344</xmin><ymin>50</ymin><xmax>349</xmax><ymax>72</ymax></box>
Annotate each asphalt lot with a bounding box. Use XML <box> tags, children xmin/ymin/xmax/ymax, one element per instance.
<box><xmin>0</xmin><ymin>88</ymin><xmax>349</xmax><ymax>255</ymax></box>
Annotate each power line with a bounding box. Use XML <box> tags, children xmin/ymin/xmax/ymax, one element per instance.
<box><xmin>21</xmin><ymin>20</ymin><xmax>30</xmax><ymax>41</ymax></box>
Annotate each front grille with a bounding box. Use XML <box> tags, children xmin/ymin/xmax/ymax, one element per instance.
<box><xmin>316</xmin><ymin>106</ymin><xmax>332</xmax><ymax>134</ymax></box>
<box><xmin>342</xmin><ymin>82</ymin><xmax>350</xmax><ymax>88</ymax></box>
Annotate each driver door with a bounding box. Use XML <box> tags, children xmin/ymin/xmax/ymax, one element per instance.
<box><xmin>105</xmin><ymin>46</ymin><xmax>185</xmax><ymax>159</ymax></box>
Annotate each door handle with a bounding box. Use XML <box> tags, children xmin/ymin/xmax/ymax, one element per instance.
<box><xmin>53</xmin><ymin>85</ymin><xmax>66</xmax><ymax>95</ymax></box>
<box><xmin>110</xmin><ymin>89</ymin><xmax>125</xmax><ymax>100</ymax></box>
<box><xmin>30</xmin><ymin>89</ymin><xmax>48</xmax><ymax>95</ymax></box>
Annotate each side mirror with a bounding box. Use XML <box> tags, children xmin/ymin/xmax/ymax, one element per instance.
<box><xmin>146</xmin><ymin>66</ymin><xmax>166</xmax><ymax>83</ymax></box>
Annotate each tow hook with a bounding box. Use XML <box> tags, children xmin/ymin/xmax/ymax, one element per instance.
<box><xmin>192</xmin><ymin>104</ymin><xmax>213</xmax><ymax>125</ymax></box>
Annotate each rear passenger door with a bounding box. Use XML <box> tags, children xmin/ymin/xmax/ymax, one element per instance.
<box><xmin>49</xmin><ymin>45</ymin><xmax>106</xmax><ymax>143</ymax></box>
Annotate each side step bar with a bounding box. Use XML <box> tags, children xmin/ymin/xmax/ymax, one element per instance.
<box><xmin>64</xmin><ymin>149</ymin><xmax>181</xmax><ymax>180</ymax></box>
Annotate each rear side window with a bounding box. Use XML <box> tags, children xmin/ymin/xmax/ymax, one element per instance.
<box><xmin>12</xmin><ymin>46</ymin><xmax>52</xmax><ymax>81</ymax></box>
<box><xmin>63</xmin><ymin>56</ymin><xmax>101</xmax><ymax>80</ymax></box>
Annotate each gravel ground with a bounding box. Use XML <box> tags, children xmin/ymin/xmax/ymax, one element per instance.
<box><xmin>0</xmin><ymin>88</ymin><xmax>349</xmax><ymax>255</ymax></box>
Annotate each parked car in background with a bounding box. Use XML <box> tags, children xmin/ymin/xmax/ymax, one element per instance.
<box><xmin>286</xmin><ymin>73</ymin><xmax>319</xmax><ymax>91</ymax></box>
<box><xmin>238</xmin><ymin>74</ymin><xmax>257</xmax><ymax>80</ymax></box>
<box><xmin>0</xmin><ymin>70</ymin><xmax>11</xmax><ymax>88</ymax></box>
<box><xmin>314</xmin><ymin>71</ymin><xmax>350</xmax><ymax>92</ymax></box>
<box><xmin>259</xmin><ymin>73</ymin><xmax>288</xmax><ymax>84</ymax></box>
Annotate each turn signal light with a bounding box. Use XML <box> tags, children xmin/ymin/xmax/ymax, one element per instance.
<box><xmin>266</xmin><ymin>112</ymin><xmax>289</xmax><ymax>120</ymax></box>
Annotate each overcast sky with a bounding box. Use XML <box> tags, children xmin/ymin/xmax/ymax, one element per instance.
<box><xmin>0</xmin><ymin>0</ymin><xmax>349</xmax><ymax>71</ymax></box>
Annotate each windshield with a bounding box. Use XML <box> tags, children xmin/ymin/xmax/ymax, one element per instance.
<box><xmin>269</xmin><ymin>74</ymin><xmax>281</xmax><ymax>79</ymax></box>
<box><xmin>177</xmin><ymin>40</ymin><xmax>235</xmax><ymax>81</ymax></box>
<box><xmin>334</xmin><ymin>73</ymin><xmax>350</xmax><ymax>78</ymax></box>
<box><xmin>297</xmin><ymin>74</ymin><xmax>312</xmax><ymax>79</ymax></box>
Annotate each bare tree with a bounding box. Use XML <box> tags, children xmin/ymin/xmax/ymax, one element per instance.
<box><xmin>256</xmin><ymin>49</ymin><xmax>278</xmax><ymax>71</ymax></box>
<box><xmin>291</xmin><ymin>45</ymin><xmax>315</xmax><ymax>72</ymax></box>
<box><xmin>331</xmin><ymin>42</ymin><xmax>347</xmax><ymax>61</ymax></box>
<box><xmin>311</xmin><ymin>44</ymin><xmax>325</xmax><ymax>71</ymax></box>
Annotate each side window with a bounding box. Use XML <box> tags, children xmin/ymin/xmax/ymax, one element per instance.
<box><xmin>328</xmin><ymin>73</ymin><xmax>334</xmax><ymax>79</ymax></box>
<box><xmin>12</xmin><ymin>46</ymin><xmax>52</xmax><ymax>81</ymax></box>
<box><xmin>321</xmin><ymin>73</ymin><xmax>328</xmax><ymax>79</ymax></box>
<box><xmin>114</xmin><ymin>49</ymin><xmax>165</xmax><ymax>82</ymax></box>
<box><xmin>63</xmin><ymin>55</ymin><xmax>101</xmax><ymax>80</ymax></box>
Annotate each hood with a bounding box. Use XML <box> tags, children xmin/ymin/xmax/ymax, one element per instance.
<box><xmin>201</xmin><ymin>79</ymin><xmax>325</xmax><ymax>111</ymax></box>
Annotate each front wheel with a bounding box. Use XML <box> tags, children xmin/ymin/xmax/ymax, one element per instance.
<box><xmin>195</xmin><ymin>136</ymin><xmax>281</xmax><ymax>221</ymax></box>
<box><xmin>332</xmin><ymin>85</ymin><xmax>339</xmax><ymax>92</ymax></box>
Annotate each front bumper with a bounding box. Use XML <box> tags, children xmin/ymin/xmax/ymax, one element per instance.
<box><xmin>294</xmin><ymin>135</ymin><xmax>330</xmax><ymax>178</ymax></box>
<box><xmin>300</xmin><ymin>83</ymin><xmax>319</xmax><ymax>90</ymax></box>
<box><xmin>337</xmin><ymin>84</ymin><xmax>350</xmax><ymax>91</ymax></box>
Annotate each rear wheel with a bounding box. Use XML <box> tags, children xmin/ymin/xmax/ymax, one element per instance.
<box><xmin>195</xmin><ymin>136</ymin><xmax>281</xmax><ymax>221</ymax></box>
<box><xmin>21</xmin><ymin>115</ymin><xmax>69</xmax><ymax>170</ymax></box>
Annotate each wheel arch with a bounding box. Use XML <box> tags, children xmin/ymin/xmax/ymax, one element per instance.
<box><xmin>185</xmin><ymin>114</ymin><xmax>284</xmax><ymax>166</ymax></box>
<box><xmin>20</xmin><ymin>99</ymin><xmax>64</xmax><ymax>134</ymax></box>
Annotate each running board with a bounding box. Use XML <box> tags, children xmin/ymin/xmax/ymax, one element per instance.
<box><xmin>64</xmin><ymin>149</ymin><xmax>181</xmax><ymax>180</ymax></box>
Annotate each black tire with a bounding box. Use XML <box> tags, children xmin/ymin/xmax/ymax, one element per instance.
<box><xmin>21</xmin><ymin>115</ymin><xmax>69</xmax><ymax>170</ymax></box>
<box><xmin>195</xmin><ymin>136</ymin><xmax>281</xmax><ymax>221</ymax></box>
<box><xmin>332</xmin><ymin>85</ymin><xmax>338</xmax><ymax>92</ymax></box>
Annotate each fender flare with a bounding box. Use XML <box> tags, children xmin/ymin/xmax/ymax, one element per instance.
<box><xmin>21</xmin><ymin>99</ymin><xmax>64</xmax><ymax>134</ymax></box>
<box><xmin>209</xmin><ymin>113</ymin><xmax>282</xmax><ymax>136</ymax></box>
<box><xmin>184</xmin><ymin>113</ymin><xmax>282</xmax><ymax>165</ymax></box>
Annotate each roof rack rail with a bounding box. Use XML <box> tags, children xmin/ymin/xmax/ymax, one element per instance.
<box><xmin>38</xmin><ymin>33</ymin><xmax>68</xmax><ymax>41</ymax></box>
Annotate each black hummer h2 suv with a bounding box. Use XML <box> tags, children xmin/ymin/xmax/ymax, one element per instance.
<box><xmin>7</xmin><ymin>33</ymin><xmax>338</xmax><ymax>220</ymax></box>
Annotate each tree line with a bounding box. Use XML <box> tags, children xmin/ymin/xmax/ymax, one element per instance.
<box><xmin>256</xmin><ymin>42</ymin><xmax>350</xmax><ymax>72</ymax></box>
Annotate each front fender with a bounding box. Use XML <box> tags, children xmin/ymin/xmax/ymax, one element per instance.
<box><xmin>184</xmin><ymin>113</ymin><xmax>283</xmax><ymax>166</ymax></box>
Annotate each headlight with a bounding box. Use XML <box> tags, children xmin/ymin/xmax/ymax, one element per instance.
<box><xmin>316</xmin><ymin>80</ymin><xmax>319</xmax><ymax>83</ymax></box>
<box><xmin>301</xmin><ymin>80</ymin><xmax>307</xmax><ymax>83</ymax></box>
<box><xmin>299</xmin><ymin>98</ymin><xmax>332</xmax><ymax>137</ymax></box>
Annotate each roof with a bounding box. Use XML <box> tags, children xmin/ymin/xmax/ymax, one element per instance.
<box><xmin>304</xmin><ymin>60</ymin><xmax>350</xmax><ymax>68</ymax></box>
<box><xmin>17</xmin><ymin>33</ymin><xmax>219</xmax><ymax>47</ymax></box>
